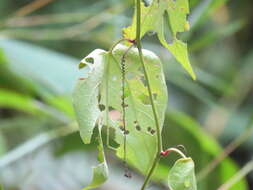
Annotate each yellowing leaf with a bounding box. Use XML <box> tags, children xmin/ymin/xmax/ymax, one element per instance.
<box><xmin>123</xmin><ymin>0</ymin><xmax>196</xmax><ymax>80</ymax></box>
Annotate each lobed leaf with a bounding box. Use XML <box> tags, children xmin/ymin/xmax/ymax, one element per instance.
<box><xmin>123</xmin><ymin>0</ymin><xmax>196</xmax><ymax>79</ymax></box>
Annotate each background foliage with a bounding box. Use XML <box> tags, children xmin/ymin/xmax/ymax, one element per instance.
<box><xmin>0</xmin><ymin>0</ymin><xmax>253</xmax><ymax>189</ymax></box>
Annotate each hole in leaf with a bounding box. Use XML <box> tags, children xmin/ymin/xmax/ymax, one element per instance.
<box><xmin>109</xmin><ymin>106</ymin><xmax>114</xmax><ymax>111</ymax></box>
<box><xmin>79</xmin><ymin>62</ymin><xmax>86</xmax><ymax>69</ymax></box>
<box><xmin>85</xmin><ymin>57</ymin><xmax>94</xmax><ymax>64</ymax></box>
<box><xmin>142</xmin><ymin>0</ymin><xmax>151</xmax><ymax>6</ymax></box>
<box><xmin>147</xmin><ymin>127</ymin><xmax>152</xmax><ymax>132</ymax></box>
<box><xmin>99</xmin><ymin>104</ymin><xmax>105</xmax><ymax>111</ymax></box>
<box><xmin>150</xmin><ymin>129</ymin><xmax>156</xmax><ymax>135</ymax></box>
<box><xmin>124</xmin><ymin>171</ymin><xmax>132</xmax><ymax>178</ymax></box>
<box><xmin>119</xmin><ymin>125</ymin><xmax>124</xmax><ymax>131</ymax></box>
<box><xmin>147</xmin><ymin>30</ymin><xmax>156</xmax><ymax>36</ymax></box>
<box><xmin>136</xmin><ymin>125</ymin><xmax>141</xmax><ymax>131</ymax></box>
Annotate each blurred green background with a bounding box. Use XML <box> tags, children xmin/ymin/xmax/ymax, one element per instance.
<box><xmin>0</xmin><ymin>0</ymin><xmax>253</xmax><ymax>190</ymax></box>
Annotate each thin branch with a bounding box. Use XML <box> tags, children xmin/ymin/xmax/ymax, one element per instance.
<box><xmin>1</xmin><ymin>4</ymin><xmax>125</xmax><ymax>41</ymax></box>
<box><xmin>197</xmin><ymin>116</ymin><xmax>253</xmax><ymax>181</ymax></box>
<box><xmin>217</xmin><ymin>159</ymin><xmax>253</xmax><ymax>190</ymax></box>
<box><xmin>0</xmin><ymin>123</ymin><xmax>78</xmax><ymax>169</ymax></box>
<box><xmin>15</xmin><ymin>0</ymin><xmax>56</xmax><ymax>17</ymax></box>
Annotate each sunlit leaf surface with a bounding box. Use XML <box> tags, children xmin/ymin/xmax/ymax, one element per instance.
<box><xmin>73</xmin><ymin>44</ymin><xmax>168</xmax><ymax>187</ymax></box>
<box><xmin>123</xmin><ymin>0</ymin><xmax>196</xmax><ymax>79</ymax></box>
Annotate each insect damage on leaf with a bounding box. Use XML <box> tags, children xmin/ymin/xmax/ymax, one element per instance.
<box><xmin>103</xmin><ymin>44</ymin><xmax>168</xmax><ymax>174</ymax></box>
<box><xmin>73</xmin><ymin>50</ymin><xmax>109</xmax><ymax>190</ymax></box>
<box><xmin>73</xmin><ymin>44</ymin><xmax>168</xmax><ymax>186</ymax></box>
<box><xmin>123</xmin><ymin>0</ymin><xmax>196</xmax><ymax>80</ymax></box>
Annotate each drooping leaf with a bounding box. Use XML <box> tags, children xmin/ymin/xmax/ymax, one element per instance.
<box><xmin>123</xmin><ymin>0</ymin><xmax>196</xmax><ymax>79</ymax></box>
<box><xmin>73</xmin><ymin>44</ymin><xmax>168</xmax><ymax>186</ymax></box>
<box><xmin>73</xmin><ymin>53</ymin><xmax>109</xmax><ymax>189</ymax></box>
<box><xmin>168</xmin><ymin>157</ymin><xmax>197</xmax><ymax>190</ymax></box>
<box><xmin>73</xmin><ymin>49</ymin><xmax>106</xmax><ymax>144</ymax></box>
<box><xmin>82</xmin><ymin>125</ymin><xmax>108</xmax><ymax>190</ymax></box>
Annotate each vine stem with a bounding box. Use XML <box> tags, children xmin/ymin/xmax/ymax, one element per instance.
<box><xmin>135</xmin><ymin>0</ymin><xmax>163</xmax><ymax>189</ymax></box>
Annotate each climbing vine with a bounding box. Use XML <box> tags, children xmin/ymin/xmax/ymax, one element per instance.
<box><xmin>73</xmin><ymin>0</ymin><xmax>197</xmax><ymax>189</ymax></box>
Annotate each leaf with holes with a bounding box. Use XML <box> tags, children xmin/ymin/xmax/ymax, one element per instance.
<box><xmin>73</xmin><ymin>44</ymin><xmax>168</xmax><ymax>186</ymax></box>
<box><xmin>103</xmin><ymin>44</ymin><xmax>168</xmax><ymax>174</ymax></box>
<box><xmin>73</xmin><ymin>50</ymin><xmax>108</xmax><ymax>189</ymax></box>
<box><xmin>73</xmin><ymin>49</ymin><xmax>106</xmax><ymax>144</ymax></box>
<box><xmin>123</xmin><ymin>0</ymin><xmax>196</xmax><ymax>79</ymax></box>
<box><xmin>168</xmin><ymin>157</ymin><xmax>197</xmax><ymax>190</ymax></box>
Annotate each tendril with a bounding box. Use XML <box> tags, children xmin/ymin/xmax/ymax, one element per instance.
<box><xmin>121</xmin><ymin>44</ymin><xmax>134</xmax><ymax>178</ymax></box>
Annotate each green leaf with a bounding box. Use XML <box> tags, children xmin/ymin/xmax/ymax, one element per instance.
<box><xmin>73</xmin><ymin>44</ymin><xmax>168</xmax><ymax>185</ymax></box>
<box><xmin>73</xmin><ymin>49</ymin><xmax>106</xmax><ymax>144</ymax></box>
<box><xmin>83</xmin><ymin>125</ymin><xmax>108</xmax><ymax>190</ymax></box>
<box><xmin>73</xmin><ymin>50</ymin><xmax>109</xmax><ymax>189</ymax></box>
<box><xmin>104</xmin><ymin>45</ymin><xmax>167</xmax><ymax>174</ymax></box>
<box><xmin>0</xmin><ymin>39</ymin><xmax>80</xmax><ymax>96</ymax></box>
<box><xmin>0</xmin><ymin>89</ymin><xmax>41</xmax><ymax>114</ymax></box>
<box><xmin>168</xmin><ymin>157</ymin><xmax>197</xmax><ymax>190</ymax></box>
<box><xmin>123</xmin><ymin>0</ymin><xmax>196</xmax><ymax>79</ymax></box>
